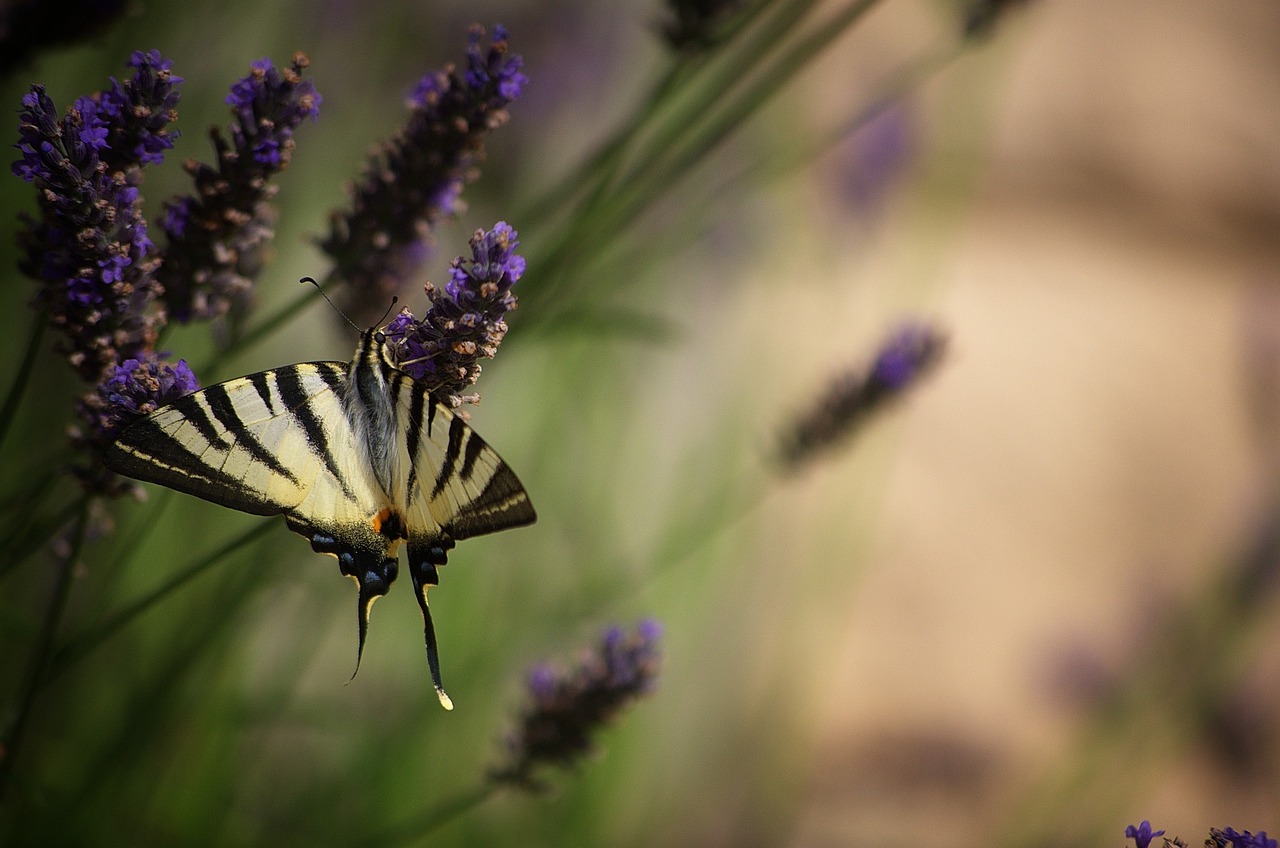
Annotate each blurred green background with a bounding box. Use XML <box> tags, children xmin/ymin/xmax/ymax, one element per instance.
<box><xmin>2</xmin><ymin>0</ymin><xmax>1279</xmax><ymax>845</ymax></box>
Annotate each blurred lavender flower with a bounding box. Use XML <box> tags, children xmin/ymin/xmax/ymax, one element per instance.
<box><xmin>778</xmin><ymin>322</ymin><xmax>947</xmax><ymax>468</ymax></box>
<box><xmin>1126</xmin><ymin>822</ymin><xmax>1167</xmax><ymax>848</ymax></box>
<box><xmin>835</xmin><ymin>104</ymin><xmax>914</xmax><ymax>222</ymax></box>
<box><xmin>383</xmin><ymin>222</ymin><xmax>524</xmax><ymax>405</ymax></box>
<box><xmin>158</xmin><ymin>53</ymin><xmax>320</xmax><ymax>323</ymax></box>
<box><xmin>662</xmin><ymin>0</ymin><xmax>747</xmax><ymax>49</ymax></box>
<box><xmin>0</xmin><ymin>0</ymin><xmax>129</xmax><ymax>76</ymax></box>
<box><xmin>1209</xmin><ymin>828</ymin><xmax>1279</xmax><ymax>848</ymax></box>
<box><xmin>12</xmin><ymin>50</ymin><xmax>181</xmax><ymax>383</ymax></box>
<box><xmin>491</xmin><ymin>619</ymin><xmax>662</xmax><ymax>789</ymax></box>
<box><xmin>322</xmin><ymin>24</ymin><xmax>525</xmax><ymax>321</ymax></box>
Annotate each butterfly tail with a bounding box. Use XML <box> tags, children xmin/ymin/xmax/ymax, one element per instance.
<box><xmin>342</xmin><ymin>554</ymin><xmax>398</xmax><ymax>683</ymax></box>
<box><xmin>409</xmin><ymin>555</ymin><xmax>453</xmax><ymax>710</ymax></box>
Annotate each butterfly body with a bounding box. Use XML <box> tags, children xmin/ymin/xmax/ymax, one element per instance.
<box><xmin>105</xmin><ymin>331</ymin><xmax>536</xmax><ymax>708</ymax></box>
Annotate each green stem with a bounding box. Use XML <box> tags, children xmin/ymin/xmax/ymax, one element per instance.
<box><xmin>584</xmin><ymin>38</ymin><xmax>963</xmax><ymax>292</ymax></box>
<box><xmin>0</xmin><ymin>498</ymin><xmax>90</xmax><ymax>804</ymax></box>
<box><xmin>610</xmin><ymin>0</ymin><xmax>886</xmax><ymax>237</ymax></box>
<box><xmin>0</xmin><ymin>318</ymin><xmax>47</xmax><ymax>455</ymax></box>
<box><xmin>511</xmin><ymin>0</ymin><xmax>781</xmax><ymax>230</ymax></box>
<box><xmin>524</xmin><ymin>0</ymin><xmax>880</xmax><ymax>322</ymax></box>
<box><xmin>47</xmin><ymin>519</ymin><xmax>277</xmax><ymax>682</ymax></box>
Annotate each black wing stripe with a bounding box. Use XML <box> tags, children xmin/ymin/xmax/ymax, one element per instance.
<box><xmin>248</xmin><ymin>371</ymin><xmax>277</xmax><ymax>415</ymax></box>
<box><xmin>458</xmin><ymin>427</ymin><xmax>486</xmax><ymax>483</ymax></box>
<box><xmin>403</xmin><ymin>378</ymin><xmax>429</xmax><ymax>502</ymax></box>
<box><xmin>431</xmin><ymin>415</ymin><xmax>468</xmax><ymax>499</ymax></box>
<box><xmin>108</xmin><ymin>419</ymin><xmax>282</xmax><ymax>515</ymax></box>
<box><xmin>181</xmin><ymin>392</ymin><xmax>229</xmax><ymax>452</ymax></box>
<box><xmin>426</xmin><ymin>396</ymin><xmax>438</xmax><ymax>439</ymax></box>
<box><xmin>203</xmin><ymin>382</ymin><xmax>300</xmax><ymax>484</ymax></box>
<box><xmin>274</xmin><ymin>366</ymin><xmax>359</xmax><ymax>503</ymax></box>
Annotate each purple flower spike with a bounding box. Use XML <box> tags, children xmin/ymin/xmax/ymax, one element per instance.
<box><xmin>383</xmin><ymin>222</ymin><xmax>524</xmax><ymax>405</ymax></box>
<box><xmin>323</xmin><ymin>24</ymin><xmax>525</xmax><ymax>321</ymax></box>
<box><xmin>83</xmin><ymin>354</ymin><xmax>198</xmax><ymax>440</ymax></box>
<box><xmin>158</xmin><ymin>53</ymin><xmax>320</xmax><ymax>322</ymax></box>
<box><xmin>491</xmin><ymin>621</ymin><xmax>662</xmax><ymax>789</ymax></box>
<box><xmin>778</xmin><ymin>321</ymin><xmax>947</xmax><ymax>468</ymax></box>
<box><xmin>99</xmin><ymin>49</ymin><xmax>183</xmax><ymax>169</ymax></box>
<box><xmin>12</xmin><ymin>53</ymin><xmax>181</xmax><ymax>383</ymax></box>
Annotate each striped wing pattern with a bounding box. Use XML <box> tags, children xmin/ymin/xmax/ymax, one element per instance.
<box><xmin>105</xmin><ymin>336</ymin><xmax>536</xmax><ymax>708</ymax></box>
<box><xmin>393</xmin><ymin>371</ymin><xmax>536</xmax><ymax>545</ymax></box>
<box><xmin>106</xmin><ymin>362</ymin><xmax>378</xmax><ymax>524</ymax></box>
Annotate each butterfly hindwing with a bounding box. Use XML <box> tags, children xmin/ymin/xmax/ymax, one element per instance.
<box><xmin>393</xmin><ymin>373</ymin><xmax>536</xmax><ymax>545</ymax></box>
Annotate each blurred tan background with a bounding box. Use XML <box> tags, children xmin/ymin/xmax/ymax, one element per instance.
<box><xmin>775</xmin><ymin>0</ymin><xmax>1280</xmax><ymax>843</ymax></box>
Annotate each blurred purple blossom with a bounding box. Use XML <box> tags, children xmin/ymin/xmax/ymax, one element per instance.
<box><xmin>1210</xmin><ymin>828</ymin><xmax>1278</xmax><ymax>848</ymax></box>
<box><xmin>492</xmin><ymin>620</ymin><xmax>662</xmax><ymax>788</ymax></box>
<box><xmin>779</xmin><ymin>321</ymin><xmax>947</xmax><ymax>468</ymax></box>
<box><xmin>834</xmin><ymin>104</ymin><xmax>914</xmax><ymax>221</ymax></box>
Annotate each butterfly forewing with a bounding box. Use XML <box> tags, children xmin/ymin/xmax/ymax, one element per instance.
<box><xmin>106</xmin><ymin>362</ymin><xmax>388</xmax><ymax>532</ymax></box>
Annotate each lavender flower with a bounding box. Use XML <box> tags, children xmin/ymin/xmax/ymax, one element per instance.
<box><xmin>662</xmin><ymin>0</ymin><xmax>747</xmax><ymax>49</ymax></box>
<box><xmin>1126</xmin><ymin>821</ymin><xmax>1167</xmax><ymax>848</ymax></box>
<box><xmin>322</xmin><ymin>24</ymin><xmax>526</xmax><ymax>321</ymax></box>
<box><xmin>491</xmin><ymin>620</ymin><xmax>662</xmax><ymax>788</ymax></box>
<box><xmin>1209</xmin><ymin>828</ymin><xmax>1279</xmax><ymax>848</ymax></box>
<box><xmin>73</xmin><ymin>353</ymin><xmax>199</xmax><ymax>493</ymax></box>
<box><xmin>778</xmin><ymin>322</ymin><xmax>947</xmax><ymax>468</ymax></box>
<box><xmin>98</xmin><ymin>49</ymin><xmax>183</xmax><ymax>170</ymax></box>
<box><xmin>383</xmin><ymin>222</ymin><xmax>524</xmax><ymax>405</ymax></box>
<box><xmin>12</xmin><ymin>51</ymin><xmax>181</xmax><ymax>383</ymax></box>
<box><xmin>158</xmin><ymin>53</ymin><xmax>320</xmax><ymax>323</ymax></box>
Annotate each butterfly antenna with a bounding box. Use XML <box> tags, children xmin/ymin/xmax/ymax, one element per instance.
<box><xmin>373</xmin><ymin>295</ymin><xmax>400</xmax><ymax>332</ymax></box>
<box><xmin>299</xmin><ymin>276</ymin><xmax>397</xmax><ymax>335</ymax></box>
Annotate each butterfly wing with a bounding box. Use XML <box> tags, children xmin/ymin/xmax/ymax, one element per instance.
<box><xmin>106</xmin><ymin>361</ymin><xmax>399</xmax><ymax>669</ymax></box>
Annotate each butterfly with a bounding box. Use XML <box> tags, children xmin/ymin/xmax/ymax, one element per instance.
<box><xmin>105</xmin><ymin>328</ymin><xmax>536</xmax><ymax>709</ymax></box>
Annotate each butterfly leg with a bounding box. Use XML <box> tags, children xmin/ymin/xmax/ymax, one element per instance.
<box><xmin>408</xmin><ymin>536</ymin><xmax>456</xmax><ymax>710</ymax></box>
